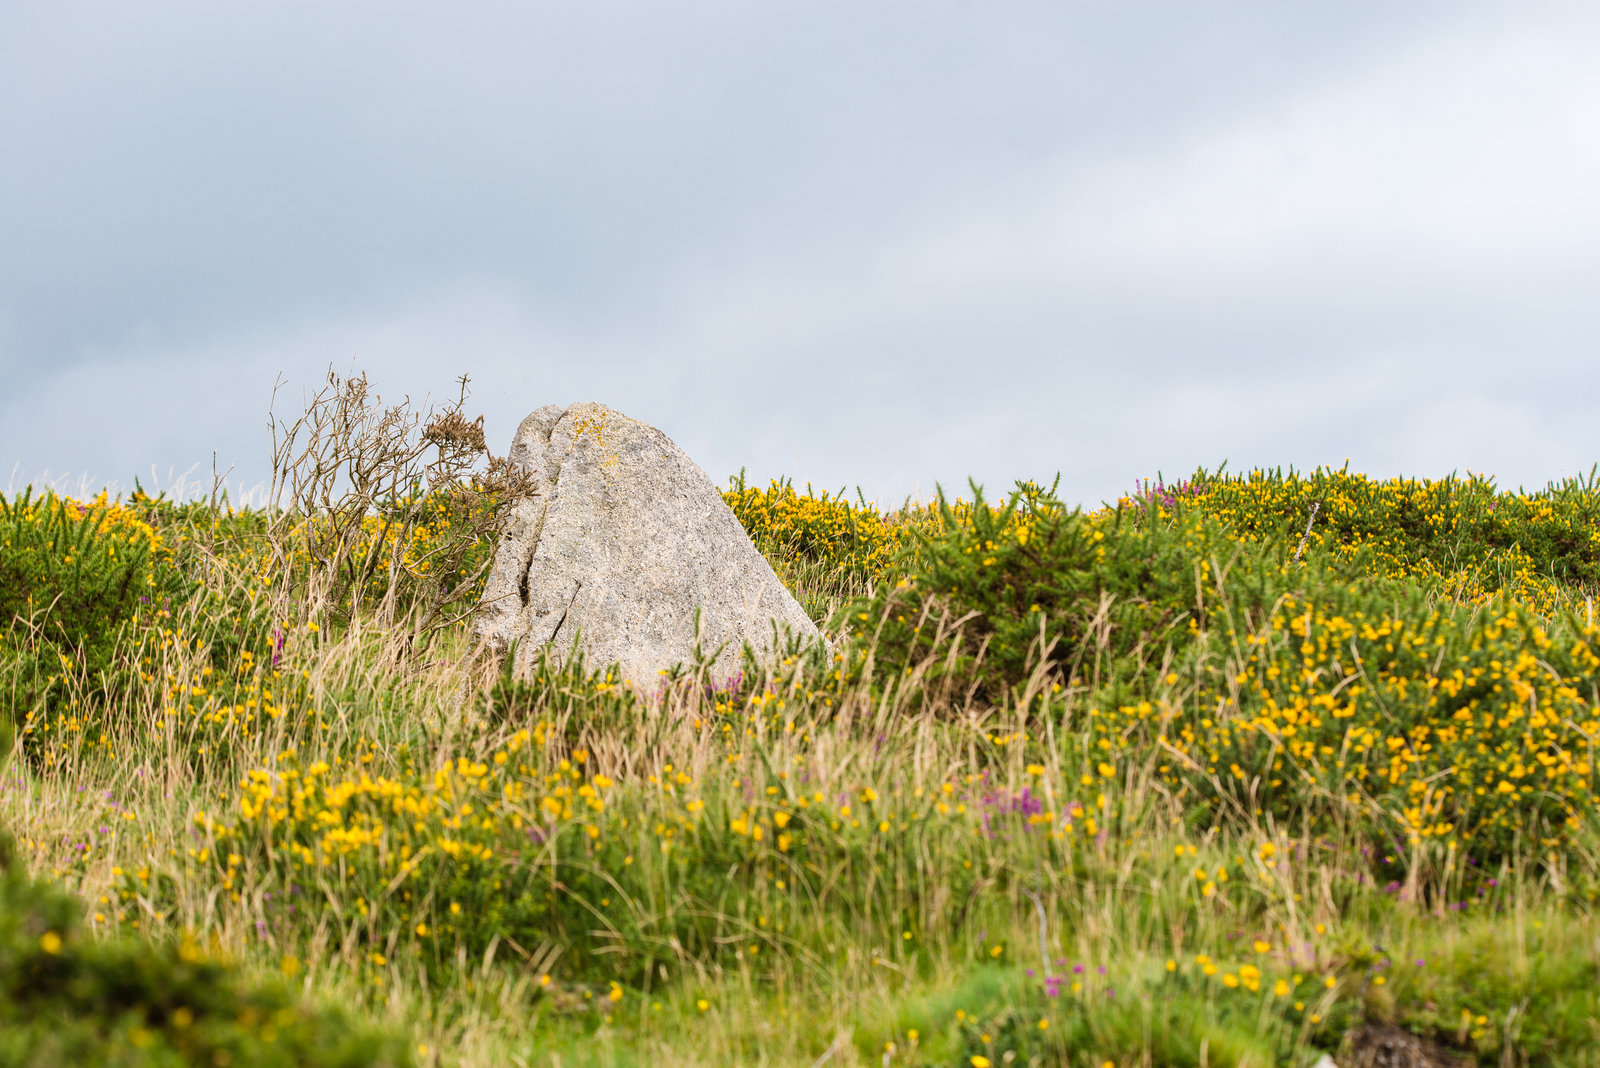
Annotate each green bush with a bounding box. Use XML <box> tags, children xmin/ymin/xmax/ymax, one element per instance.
<box><xmin>1169</xmin><ymin>465</ymin><xmax>1600</xmax><ymax>610</ymax></box>
<box><xmin>852</xmin><ymin>482</ymin><xmax>1600</xmax><ymax>868</ymax></box>
<box><xmin>723</xmin><ymin>473</ymin><xmax>918</xmax><ymax>612</ymax></box>
<box><xmin>0</xmin><ymin>826</ymin><xmax>411</xmax><ymax>1068</ymax></box>
<box><xmin>0</xmin><ymin>491</ymin><xmax>169</xmax><ymax>664</ymax></box>
<box><xmin>1134</xmin><ymin>574</ymin><xmax>1600</xmax><ymax>866</ymax></box>
<box><xmin>850</xmin><ymin>481</ymin><xmax>1313</xmax><ymax>702</ymax></box>
<box><xmin>0</xmin><ymin>490</ymin><xmax>190</xmax><ymax>735</ymax></box>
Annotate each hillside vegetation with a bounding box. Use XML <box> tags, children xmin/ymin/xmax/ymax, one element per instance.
<box><xmin>2</xmin><ymin>386</ymin><xmax>1598</xmax><ymax>1067</ymax></box>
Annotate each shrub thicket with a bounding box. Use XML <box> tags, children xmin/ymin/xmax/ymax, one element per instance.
<box><xmin>1129</xmin><ymin>465</ymin><xmax>1600</xmax><ymax>611</ymax></box>
<box><xmin>850</xmin><ymin>481</ymin><xmax>1285</xmax><ymax>699</ymax></box>
<box><xmin>0</xmin><ymin>490</ymin><xmax>190</xmax><ymax>741</ymax></box>
<box><xmin>854</xmin><ymin>482</ymin><xmax>1600</xmax><ymax>868</ymax></box>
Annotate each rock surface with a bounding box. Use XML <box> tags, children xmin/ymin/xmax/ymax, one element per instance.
<box><xmin>476</xmin><ymin>402</ymin><xmax>819</xmax><ymax>682</ymax></box>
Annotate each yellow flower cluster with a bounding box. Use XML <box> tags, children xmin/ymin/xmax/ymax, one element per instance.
<box><xmin>196</xmin><ymin>728</ymin><xmax>629</xmax><ymax>897</ymax></box>
<box><xmin>0</xmin><ymin>489</ymin><xmax>169</xmax><ymax>585</ymax></box>
<box><xmin>1186</xmin><ymin>952</ymin><xmax>1319</xmax><ymax>1004</ymax></box>
<box><xmin>723</xmin><ymin>476</ymin><xmax>918</xmax><ymax>585</ymax></box>
<box><xmin>1135</xmin><ymin>467</ymin><xmax>1598</xmax><ymax>615</ymax></box>
<box><xmin>58</xmin><ymin>492</ymin><xmax>170</xmax><ymax>555</ymax></box>
<box><xmin>212</xmin><ymin>729</ymin><xmax>572</xmax><ymax>863</ymax></box>
<box><xmin>1092</xmin><ymin>595</ymin><xmax>1600</xmax><ymax>852</ymax></box>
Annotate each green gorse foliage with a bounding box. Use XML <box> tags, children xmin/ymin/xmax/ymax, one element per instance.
<box><xmin>1</xmin><ymin>490</ymin><xmax>189</xmax><ymax>739</ymax></box>
<box><xmin>851</xmin><ymin>480</ymin><xmax>1266</xmax><ymax>699</ymax></box>
<box><xmin>1137</xmin><ymin>464</ymin><xmax>1600</xmax><ymax>611</ymax></box>
<box><xmin>0</xmin><ymin>491</ymin><xmax>169</xmax><ymax>639</ymax></box>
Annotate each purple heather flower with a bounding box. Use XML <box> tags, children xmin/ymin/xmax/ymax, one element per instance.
<box><xmin>1012</xmin><ymin>788</ymin><xmax>1043</xmax><ymax>818</ymax></box>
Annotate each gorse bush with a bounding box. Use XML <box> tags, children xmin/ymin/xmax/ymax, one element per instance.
<box><xmin>1</xmin><ymin>487</ymin><xmax>290</xmax><ymax>768</ymax></box>
<box><xmin>5</xmin><ymin>472</ymin><xmax>515</xmax><ymax>773</ymax></box>
<box><xmin>0</xmin><ymin>489</ymin><xmax>175</xmax><ymax>662</ymax></box>
<box><xmin>271</xmin><ymin>484</ymin><xmax>509</xmax><ymax>632</ymax></box>
<box><xmin>722</xmin><ymin>473</ymin><xmax>926</xmax><ymax>619</ymax></box>
<box><xmin>1138</xmin><ymin>465</ymin><xmax>1600</xmax><ymax>613</ymax></box>
<box><xmin>1095</xmin><ymin>579</ymin><xmax>1600</xmax><ymax>871</ymax></box>
<box><xmin>852</xmin><ymin>481</ymin><xmax>1280</xmax><ymax>701</ymax></box>
<box><xmin>176</xmin><ymin>647</ymin><xmax>911</xmax><ymax>990</ymax></box>
<box><xmin>852</xmin><ymin>481</ymin><xmax>1600</xmax><ymax>870</ymax></box>
<box><xmin>0</xmin><ymin>490</ymin><xmax>188</xmax><ymax>739</ymax></box>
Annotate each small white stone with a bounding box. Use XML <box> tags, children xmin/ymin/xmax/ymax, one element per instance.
<box><xmin>476</xmin><ymin>402</ymin><xmax>819</xmax><ymax>682</ymax></box>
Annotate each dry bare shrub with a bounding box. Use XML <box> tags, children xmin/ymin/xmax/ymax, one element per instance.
<box><xmin>265</xmin><ymin>369</ymin><xmax>531</xmax><ymax>654</ymax></box>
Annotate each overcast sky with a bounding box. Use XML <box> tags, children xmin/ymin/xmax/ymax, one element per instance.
<box><xmin>3</xmin><ymin>2</ymin><xmax>1598</xmax><ymax>507</ymax></box>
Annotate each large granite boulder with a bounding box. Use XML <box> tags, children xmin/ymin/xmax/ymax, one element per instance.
<box><xmin>476</xmin><ymin>402</ymin><xmax>819</xmax><ymax>682</ymax></box>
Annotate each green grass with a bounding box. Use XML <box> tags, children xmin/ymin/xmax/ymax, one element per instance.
<box><xmin>2</xmin><ymin>465</ymin><xmax>1599</xmax><ymax>1066</ymax></box>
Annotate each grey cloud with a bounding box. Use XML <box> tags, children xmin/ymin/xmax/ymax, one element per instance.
<box><xmin>3</xmin><ymin>2</ymin><xmax>1597</xmax><ymax>508</ymax></box>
